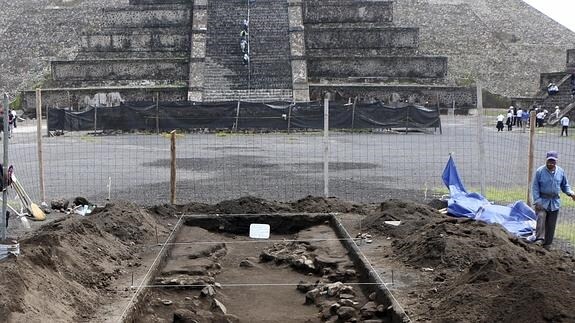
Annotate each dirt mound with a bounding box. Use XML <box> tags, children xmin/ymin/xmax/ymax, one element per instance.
<box><xmin>361</xmin><ymin>199</ymin><xmax>444</xmax><ymax>238</ymax></box>
<box><xmin>289</xmin><ymin>195</ymin><xmax>367</xmax><ymax>214</ymax></box>
<box><xmin>361</xmin><ymin>199</ymin><xmax>575</xmax><ymax>322</ymax></box>
<box><xmin>0</xmin><ymin>201</ymin><xmax>171</xmax><ymax>322</ymax></box>
<box><xmin>169</xmin><ymin>196</ymin><xmax>371</xmax><ymax>216</ymax></box>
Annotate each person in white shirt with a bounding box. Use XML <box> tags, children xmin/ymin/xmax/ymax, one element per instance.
<box><xmin>560</xmin><ymin>116</ymin><xmax>570</xmax><ymax>136</ymax></box>
<box><xmin>506</xmin><ymin>111</ymin><xmax>513</xmax><ymax>131</ymax></box>
<box><xmin>516</xmin><ymin>108</ymin><xmax>523</xmax><ymax>128</ymax></box>
<box><xmin>536</xmin><ymin>111</ymin><xmax>546</xmax><ymax>127</ymax></box>
<box><xmin>554</xmin><ymin>106</ymin><xmax>560</xmax><ymax>120</ymax></box>
<box><xmin>496</xmin><ymin>114</ymin><xmax>505</xmax><ymax>132</ymax></box>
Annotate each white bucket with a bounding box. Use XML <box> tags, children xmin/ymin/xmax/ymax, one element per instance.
<box><xmin>0</xmin><ymin>241</ymin><xmax>20</xmax><ymax>260</ymax></box>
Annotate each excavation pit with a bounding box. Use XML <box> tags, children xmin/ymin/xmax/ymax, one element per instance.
<box><xmin>124</xmin><ymin>213</ymin><xmax>408</xmax><ymax>323</ymax></box>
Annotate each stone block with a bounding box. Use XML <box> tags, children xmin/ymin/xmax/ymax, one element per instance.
<box><xmin>288</xmin><ymin>4</ymin><xmax>304</xmax><ymax>29</ymax></box>
<box><xmin>289</xmin><ymin>31</ymin><xmax>306</xmax><ymax>57</ymax></box>
<box><xmin>193</xmin><ymin>7</ymin><xmax>208</xmax><ymax>31</ymax></box>
<box><xmin>191</xmin><ymin>33</ymin><xmax>207</xmax><ymax>58</ymax></box>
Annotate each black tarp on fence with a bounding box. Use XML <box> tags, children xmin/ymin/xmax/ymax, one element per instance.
<box><xmin>47</xmin><ymin>100</ymin><xmax>441</xmax><ymax>132</ymax></box>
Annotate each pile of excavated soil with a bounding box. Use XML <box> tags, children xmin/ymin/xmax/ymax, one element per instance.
<box><xmin>0</xmin><ymin>201</ymin><xmax>175</xmax><ymax>322</ymax></box>
<box><xmin>154</xmin><ymin>195</ymin><xmax>371</xmax><ymax>216</ymax></box>
<box><xmin>2</xmin><ymin>197</ymin><xmax>574</xmax><ymax>322</ymax></box>
<box><xmin>361</xmin><ymin>199</ymin><xmax>575</xmax><ymax>322</ymax></box>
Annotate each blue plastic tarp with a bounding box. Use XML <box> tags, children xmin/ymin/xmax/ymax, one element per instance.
<box><xmin>441</xmin><ymin>156</ymin><xmax>536</xmax><ymax>237</ymax></box>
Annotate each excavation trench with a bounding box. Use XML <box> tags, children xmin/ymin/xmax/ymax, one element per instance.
<box><xmin>123</xmin><ymin>213</ymin><xmax>408</xmax><ymax>323</ymax></box>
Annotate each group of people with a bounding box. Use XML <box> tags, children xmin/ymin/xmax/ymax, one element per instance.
<box><xmin>240</xmin><ymin>19</ymin><xmax>250</xmax><ymax>65</ymax></box>
<box><xmin>495</xmin><ymin>105</ymin><xmax>570</xmax><ymax>131</ymax></box>
<box><xmin>496</xmin><ymin>106</ymin><xmax>528</xmax><ymax>131</ymax></box>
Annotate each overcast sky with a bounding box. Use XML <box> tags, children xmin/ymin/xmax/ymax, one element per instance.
<box><xmin>523</xmin><ymin>0</ymin><xmax>575</xmax><ymax>32</ymax></box>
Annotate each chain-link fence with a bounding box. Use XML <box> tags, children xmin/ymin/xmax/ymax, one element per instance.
<box><xmin>3</xmin><ymin>96</ymin><xmax>575</xmax><ymax>252</ymax></box>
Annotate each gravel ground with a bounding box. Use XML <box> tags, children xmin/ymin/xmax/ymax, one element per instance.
<box><xmin>3</xmin><ymin>115</ymin><xmax>575</xmax><ymax>251</ymax></box>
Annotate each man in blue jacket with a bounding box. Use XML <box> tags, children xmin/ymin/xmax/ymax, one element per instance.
<box><xmin>532</xmin><ymin>151</ymin><xmax>575</xmax><ymax>248</ymax></box>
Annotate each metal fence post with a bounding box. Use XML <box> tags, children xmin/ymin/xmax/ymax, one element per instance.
<box><xmin>323</xmin><ymin>96</ymin><xmax>329</xmax><ymax>197</ymax></box>
<box><xmin>477</xmin><ymin>83</ymin><xmax>486</xmax><ymax>196</ymax></box>
<box><xmin>36</xmin><ymin>89</ymin><xmax>45</xmax><ymax>203</ymax></box>
<box><xmin>527</xmin><ymin>111</ymin><xmax>536</xmax><ymax>206</ymax></box>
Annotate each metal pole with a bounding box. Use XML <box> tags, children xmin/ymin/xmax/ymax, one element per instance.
<box><xmin>287</xmin><ymin>103</ymin><xmax>292</xmax><ymax>134</ymax></box>
<box><xmin>156</xmin><ymin>92</ymin><xmax>160</xmax><ymax>135</ymax></box>
<box><xmin>477</xmin><ymin>83</ymin><xmax>486</xmax><ymax>196</ymax></box>
<box><xmin>94</xmin><ymin>105</ymin><xmax>97</xmax><ymax>133</ymax></box>
<box><xmin>234</xmin><ymin>101</ymin><xmax>241</xmax><ymax>132</ymax></box>
<box><xmin>527</xmin><ymin>111</ymin><xmax>536</xmax><ymax>206</ymax></box>
<box><xmin>351</xmin><ymin>96</ymin><xmax>357</xmax><ymax>130</ymax></box>
<box><xmin>1</xmin><ymin>94</ymin><xmax>9</xmax><ymax>241</ymax></box>
<box><xmin>36</xmin><ymin>89</ymin><xmax>45</xmax><ymax>203</ymax></box>
<box><xmin>170</xmin><ymin>130</ymin><xmax>177</xmax><ymax>204</ymax></box>
<box><xmin>323</xmin><ymin>96</ymin><xmax>329</xmax><ymax>197</ymax></box>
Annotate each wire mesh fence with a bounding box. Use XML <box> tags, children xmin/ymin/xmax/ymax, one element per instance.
<box><xmin>2</xmin><ymin>96</ymin><xmax>575</xmax><ymax>252</ymax></box>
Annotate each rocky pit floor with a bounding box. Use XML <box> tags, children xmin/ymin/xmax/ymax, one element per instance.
<box><xmin>1</xmin><ymin>196</ymin><xmax>575</xmax><ymax>322</ymax></box>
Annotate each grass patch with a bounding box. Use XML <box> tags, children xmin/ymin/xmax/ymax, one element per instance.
<box><xmin>434</xmin><ymin>186</ymin><xmax>575</xmax><ymax>207</ymax></box>
<box><xmin>556</xmin><ymin>223</ymin><xmax>575</xmax><ymax>245</ymax></box>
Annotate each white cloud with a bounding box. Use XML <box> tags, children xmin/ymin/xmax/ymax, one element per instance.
<box><xmin>522</xmin><ymin>0</ymin><xmax>575</xmax><ymax>32</ymax></box>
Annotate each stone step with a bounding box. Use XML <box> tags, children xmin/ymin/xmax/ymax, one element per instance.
<box><xmin>303</xmin><ymin>0</ymin><xmax>393</xmax><ymax>24</ymax></box>
<box><xmin>305</xmin><ymin>26</ymin><xmax>419</xmax><ymax>51</ymax></box>
<box><xmin>51</xmin><ymin>58</ymin><xmax>189</xmax><ymax>81</ymax></box>
<box><xmin>81</xmin><ymin>27</ymin><xmax>190</xmax><ymax>52</ymax></box>
<box><xmin>100</xmin><ymin>5</ymin><xmax>191</xmax><ymax>28</ymax></box>
<box><xmin>129</xmin><ymin>0</ymin><xmax>191</xmax><ymax>5</ymax></box>
<box><xmin>307</xmin><ymin>56</ymin><xmax>448</xmax><ymax>80</ymax></box>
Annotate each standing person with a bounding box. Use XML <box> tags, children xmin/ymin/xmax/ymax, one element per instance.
<box><xmin>554</xmin><ymin>106</ymin><xmax>560</xmax><ymax>120</ymax></box>
<box><xmin>516</xmin><ymin>108</ymin><xmax>523</xmax><ymax>128</ymax></box>
<box><xmin>8</xmin><ymin>110</ymin><xmax>14</xmax><ymax>139</ymax></box>
<box><xmin>496</xmin><ymin>114</ymin><xmax>505</xmax><ymax>132</ymax></box>
<box><xmin>532</xmin><ymin>151</ymin><xmax>575</xmax><ymax>249</ymax></box>
<box><xmin>560</xmin><ymin>115</ymin><xmax>570</xmax><ymax>136</ymax></box>
<box><xmin>536</xmin><ymin>110</ymin><xmax>545</xmax><ymax>127</ymax></box>
<box><xmin>240</xmin><ymin>38</ymin><xmax>247</xmax><ymax>53</ymax></box>
<box><xmin>512</xmin><ymin>106</ymin><xmax>518</xmax><ymax>125</ymax></box>
<box><xmin>506</xmin><ymin>110</ymin><xmax>513</xmax><ymax>131</ymax></box>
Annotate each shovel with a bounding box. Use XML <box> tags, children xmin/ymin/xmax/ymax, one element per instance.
<box><xmin>10</xmin><ymin>175</ymin><xmax>45</xmax><ymax>221</ymax></box>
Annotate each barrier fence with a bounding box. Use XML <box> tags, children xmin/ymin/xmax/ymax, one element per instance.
<box><xmin>3</xmin><ymin>95</ymin><xmax>575</xmax><ymax>252</ymax></box>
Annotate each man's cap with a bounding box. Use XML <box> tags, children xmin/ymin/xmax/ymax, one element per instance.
<box><xmin>546</xmin><ymin>151</ymin><xmax>558</xmax><ymax>161</ymax></box>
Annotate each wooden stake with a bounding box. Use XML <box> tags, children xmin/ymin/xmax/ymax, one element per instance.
<box><xmin>170</xmin><ymin>130</ymin><xmax>177</xmax><ymax>204</ymax></box>
<box><xmin>36</xmin><ymin>89</ymin><xmax>45</xmax><ymax>203</ymax></box>
<box><xmin>323</xmin><ymin>96</ymin><xmax>329</xmax><ymax>198</ymax></box>
<box><xmin>527</xmin><ymin>111</ymin><xmax>536</xmax><ymax>206</ymax></box>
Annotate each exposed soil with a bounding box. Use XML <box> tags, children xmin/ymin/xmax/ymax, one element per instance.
<box><xmin>1</xmin><ymin>196</ymin><xmax>574</xmax><ymax>323</ymax></box>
